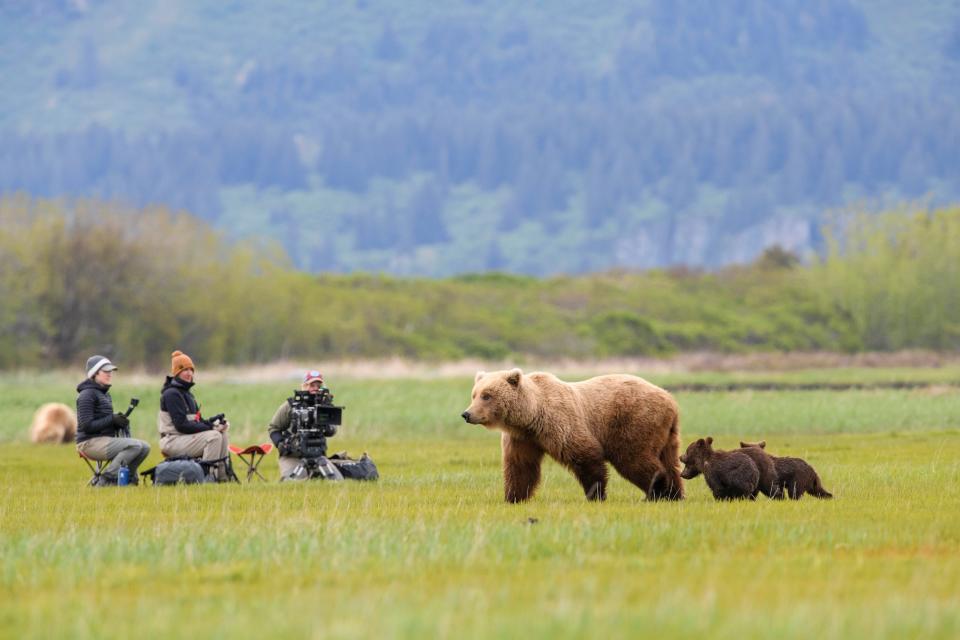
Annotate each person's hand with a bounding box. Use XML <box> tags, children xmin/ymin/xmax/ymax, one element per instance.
<box><xmin>215</xmin><ymin>420</ymin><xmax>230</xmax><ymax>433</ymax></box>
<box><xmin>112</xmin><ymin>413</ymin><xmax>130</xmax><ymax>429</ymax></box>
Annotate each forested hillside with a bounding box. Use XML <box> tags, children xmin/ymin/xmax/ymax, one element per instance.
<box><xmin>3</xmin><ymin>195</ymin><xmax>958</xmax><ymax>369</ymax></box>
<box><xmin>2</xmin><ymin>1</ymin><xmax>959</xmax><ymax>275</ymax></box>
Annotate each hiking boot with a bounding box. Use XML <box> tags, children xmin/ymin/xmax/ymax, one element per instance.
<box><xmin>93</xmin><ymin>475</ymin><xmax>118</xmax><ymax>487</ymax></box>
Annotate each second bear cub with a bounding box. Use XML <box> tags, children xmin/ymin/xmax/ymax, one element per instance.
<box><xmin>739</xmin><ymin>441</ymin><xmax>833</xmax><ymax>500</ymax></box>
<box><xmin>680</xmin><ymin>437</ymin><xmax>759</xmax><ymax>500</ymax></box>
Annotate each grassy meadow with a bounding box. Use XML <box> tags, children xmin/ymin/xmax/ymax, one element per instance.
<box><xmin>1</xmin><ymin>366</ymin><xmax>959</xmax><ymax>639</ymax></box>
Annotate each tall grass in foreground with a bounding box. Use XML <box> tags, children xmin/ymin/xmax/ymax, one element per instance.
<box><xmin>1</xmin><ymin>375</ymin><xmax>959</xmax><ymax>638</ymax></box>
<box><xmin>1</xmin><ymin>432</ymin><xmax>959</xmax><ymax>639</ymax></box>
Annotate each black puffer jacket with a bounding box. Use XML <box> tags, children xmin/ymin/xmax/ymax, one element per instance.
<box><xmin>160</xmin><ymin>376</ymin><xmax>211</xmax><ymax>434</ymax></box>
<box><xmin>76</xmin><ymin>379</ymin><xmax>117</xmax><ymax>443</ymax></box>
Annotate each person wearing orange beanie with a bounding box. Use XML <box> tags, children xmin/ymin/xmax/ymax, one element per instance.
<box><xmin>170</xmin><ymin>350</ymin><xmax>195</xmax><ymax>378</ymax></box>
<box><xmin>156</xmin><ymin>350</ymin><xmax>234</xmax><ymax>482</ymax></box>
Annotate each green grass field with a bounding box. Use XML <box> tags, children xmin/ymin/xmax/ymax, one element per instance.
<box><xmin>2</xmin><ymin>369</ymin><xmax>959</xmax><ymax>638</ymax></box>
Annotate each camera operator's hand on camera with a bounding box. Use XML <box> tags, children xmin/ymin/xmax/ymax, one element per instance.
<box><xmin>215</xmin><ymin>420</ymin><xmax>230</xmax><ymax>433</ymax></box>
<box><xmin>112</xmin><ymin>413</ymin><xmax>130</xmax><ymax>429</ymax></box>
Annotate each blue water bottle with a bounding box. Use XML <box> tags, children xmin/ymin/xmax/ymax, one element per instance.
<box><xmin>118</xmin><ymin>463</ymin><xmax>130</xmax><ymax>486</ymax></box>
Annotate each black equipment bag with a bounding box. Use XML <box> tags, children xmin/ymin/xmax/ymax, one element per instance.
<box><xmin>329</xmin><ymin>452</ymin><xmax>379</xmax><ymax>481</ymax></box>
<box><xmin>140</xmin><ymin>455</ymin><xmax>239</xmax><ymax>485</ymax></box>
<box><xmin>141</xmin><ymin>457</ymin><xmax>206</xmax><ymax>485</ymax></box>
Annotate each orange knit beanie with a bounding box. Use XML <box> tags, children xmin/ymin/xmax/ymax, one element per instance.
<box><xmin>170</xmin><ymin>350</ymin><xmax>196</xmax><ymax>376</ymax></box>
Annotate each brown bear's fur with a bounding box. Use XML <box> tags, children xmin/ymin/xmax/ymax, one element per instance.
<box><xmin>735</xmin><ymin>443</ymin><xmax>783</xmax><ymax>499</ymax></box>
<box><xmin>739</xmin><ymin>441</ymin><xmax>833</xmax><ymax>499</ymax></box>
<box><xmin>679</xmin><ymin>437</ymin><xmax>759</xmax><ymax>500</ymax></box>
<box><xmin>29</xmin><ymin>402</ymin><xmax>77</xmax><ymax>444</ymax></box>
<box><xmin>461</xmin><ymin>368</ymin><xmax>683</xmax><ymax>502</ymax></box>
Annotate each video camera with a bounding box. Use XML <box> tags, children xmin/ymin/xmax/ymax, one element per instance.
<box><xmin>279</xmin><ymin>389</ymin><xmax>344</xmax><ymax>460</ymax></box>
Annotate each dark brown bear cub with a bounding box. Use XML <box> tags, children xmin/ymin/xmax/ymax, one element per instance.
<box><xmin>739</xmin><ymin>441</ymin><xmax>833</xmax><ymax>500</ymax></box>
<box><xmin>680</xmin><ymin>437</ymin><xmax>759</xmax><ymax>500</ymax></box>
<box><xmin>736</xmin><ymin>443</ymin><xmax>783</xmax><ymax>499</ymax></box>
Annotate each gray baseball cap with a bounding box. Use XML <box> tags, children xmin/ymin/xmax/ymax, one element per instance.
<box><xmin>86</xmin><ymin>355</ymin><xmax>118</xmax><ymax>378</ymax></box>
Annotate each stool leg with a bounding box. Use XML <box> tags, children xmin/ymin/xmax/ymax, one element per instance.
<box><xmin>236</xmin><ymin>453</ymin><xmax>255</xmax><ymax>482</ymax></box>
<box><xmin>252</xmin><ymin>451</ymin><xmax>268</xmax><ymax>482</ymax></box>
<box><xmin>82</xmin><ymin>457</ymin><xmax>100</xmax><ymax>486</ymax></box>
<box><xmin>247</xmin><ymin>454</ymin><xmax>255</xmax><ymax>482</ymax></box>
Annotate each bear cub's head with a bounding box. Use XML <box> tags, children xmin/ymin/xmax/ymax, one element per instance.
<box><xmin>461</xmin><ymin>368</ymin><xmax>524</xmax><ymax>429</ymax></box>
<box><xmin>679</xmin><ymin>437</ymin><xmax>715</xmax><ymax>479</ymax></box>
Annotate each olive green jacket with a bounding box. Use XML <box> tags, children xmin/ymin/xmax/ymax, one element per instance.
<box><xmin>268</xmin><ymin>400</ymin><xmax>292</xmax><ymax>436</ymax></box>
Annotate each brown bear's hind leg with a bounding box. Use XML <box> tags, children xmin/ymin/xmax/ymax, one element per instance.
<box><xmin>648</xmin><ymin>467</ymin><xmax>684</xmax><ymax>501</ymax></box>
<box><xmin>610</xmin><ymin>454</ymin><xmax>679</xmax><ymax>501</ymax></box>
<box><xmin>787</xmin><ymin>481</ymin><xmax>802</xmax><ymax>499</ymax></box>
<box><xmin>502</xmin><ymin>433</ymin><xmax>546</xmax><ymax>503</ymax></box>
<box><xmin>570</xmin><ymin>455</ymin><xmax>608</xmax><ymax>501</ymax></box>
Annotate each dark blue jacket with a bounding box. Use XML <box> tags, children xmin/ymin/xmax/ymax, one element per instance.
<box><xmin>76</xmin><ymin>379</ymin><xmax>117</xmax><ymax>443</ymax></box>
<box><xmin>160</xmin><ymin>376</ymin><xmax>211</xmax><ymax>434</ymax></box>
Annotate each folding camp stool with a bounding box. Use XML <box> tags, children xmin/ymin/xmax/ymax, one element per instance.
<box><xmin>228</xmin><ymin>443</ymin><xmax>274</xmax><ymax>482</ymax></box>
<box><xmin>78</xmin><ymin>450</ymin><xmax>109</xmax><ymax>486</ymax></box>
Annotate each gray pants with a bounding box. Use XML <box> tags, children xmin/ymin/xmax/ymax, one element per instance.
<box><xmin>160</xmin><ymin>430</ymin><xmax>230</xmax><ymax>480</ymax></box>
<box><xmin>77</xmin><ymin>437</ymin><xmax>151</xmax><ymax>484</ymax></box>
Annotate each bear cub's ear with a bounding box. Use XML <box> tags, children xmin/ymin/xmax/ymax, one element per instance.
<box><xmin>475</xmin><ymin>371</ymin><xmax>486</xmax><ymax>383</ymax></box>
<box><xmin>505</xmin><ymin>368</ymin><xmax>522</xmax><ymax>387</ymax></box>
<box><xmin>706</xmin><ymin>436</ymin><xmax>713</xmax><ymax>445</ymax></box>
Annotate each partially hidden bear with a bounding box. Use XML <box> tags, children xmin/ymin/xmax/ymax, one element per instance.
<box><xmin>739</xmin><ymin>441</ymin><xmax>833</xmax><ymax>500</ymax></box>
<box><xmin>735</xmin><ymin>441</ymin><xmax>783</xmax><ymax>499</ymax></box>
<box><xmin>461</xmin><ymin>368</ymin><xmax>683</xmax><ymax>502</ymax></box>
<box><xmin>29</xmin><ymin>402</ymin><xmax>78</xmax><ymax>444</ymax></box>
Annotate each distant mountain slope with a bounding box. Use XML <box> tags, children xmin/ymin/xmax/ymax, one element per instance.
<box><xmin>1</xmin><ymin>0</ymin><xmax>959</xmax><ymax>275</ymax></box>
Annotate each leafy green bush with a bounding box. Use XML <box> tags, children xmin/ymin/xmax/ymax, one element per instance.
<box><xmin>2</xmin><ymin>196</ymin><xmax>958</xmax><ymax>369</ymax></box>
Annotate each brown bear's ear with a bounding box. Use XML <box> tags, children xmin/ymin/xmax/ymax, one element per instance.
<box><xmin>739</xmin><ymin>441</ymin><xmax>748</xmax><ymax>448</ymax></box>
<box><xmin>506</xmin><ymin>368</ymin><xmax>522</xmax><ymax>387</ymax></box>
<box><xmin>706</xmin><ymin>436</ymin><xmax>713</xmax><ymax>445</ymax></box>
<box><xmin>758</xmin><ymin>440</ymin><xmax>766</xmax><ymax>448</ymax></box>
<box><xmin>696</xmin><ymin>438</ymin><xmax>704</xmax><ymax>445</ymax></box>
<box><xmin>475</xmin><ymin>371</ymin><xmax>486</xmax><ymax>383</ymax></box>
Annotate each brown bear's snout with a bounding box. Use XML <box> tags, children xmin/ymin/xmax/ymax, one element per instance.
<box><xmin>461</xmin><ymin>410</ymin><xmax>472</xmax><ymax>423</ymax></box>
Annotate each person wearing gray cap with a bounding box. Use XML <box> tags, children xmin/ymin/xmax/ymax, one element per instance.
<box><xmin>75</xmin><ymin>355</ymin><xmax>151</xmax><ymax>486</ymax></box>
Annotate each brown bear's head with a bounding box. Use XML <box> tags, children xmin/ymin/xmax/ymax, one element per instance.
<box><xmin>739</xmin><ymin>440</ymin><xmax>766</xmax><ymax>449</ymax></box>
<box><xmin>679</xmin><ymin>437</ymin><xmax>714</xmax><ymax>479</ymax></box>
<box><xmin>461</xmin><ymin>368</ymin><xmax>534</xmax><ymax>431</ymax></box>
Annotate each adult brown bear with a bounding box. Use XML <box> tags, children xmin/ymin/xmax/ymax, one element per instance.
<box><xmin>461</xmin><ymin>368</ymin><xmax>683</xmax><ymax>502</ymax></box>
<box><xmin>29</xmin><ymin>402</ymin><xmax>78</xmax><ymax>444</ymax></box>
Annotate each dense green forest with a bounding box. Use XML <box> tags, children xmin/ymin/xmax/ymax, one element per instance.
<box><xmin>2</xmin><ymin>195</ymin><xmax>958</xmax><ymax>369</ymax></box>
<box><xmin>2</xmin><ymin>1</ymin><xmax>959</xmax><ymax>275</ymax></box>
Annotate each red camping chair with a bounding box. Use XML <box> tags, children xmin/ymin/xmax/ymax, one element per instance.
<box><xmin>228</xmin><ymin>443</ymin><xmax>274</xmax><ymax>482</ymax></box>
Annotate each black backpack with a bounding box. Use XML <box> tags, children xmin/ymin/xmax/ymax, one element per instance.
<box><xmin>141</xmin><ymin>455</ymin><xmax>240</xmax><ymax>485</ymax></box>
<box><xmin>141</xmin><ymin>458</ymin><xmax>206</xmax><ymax>485</ymax></box>
<box><xmin>329</xmin><ymin>452</ymin><xmax>379</xmax><ymax>481</ymax></box>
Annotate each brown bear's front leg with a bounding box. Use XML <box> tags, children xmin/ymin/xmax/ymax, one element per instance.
<box><xmin>502</xmin><ymin>433</ymin><xmax>545</xmax><ymax>503</ymax></box>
